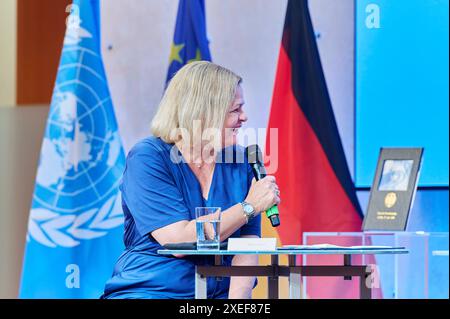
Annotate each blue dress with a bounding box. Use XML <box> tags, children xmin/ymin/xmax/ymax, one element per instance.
<box><xmin>102</xmin><ymin>136</ymin><xmax>260</xmax><ymax>299</ymax></box>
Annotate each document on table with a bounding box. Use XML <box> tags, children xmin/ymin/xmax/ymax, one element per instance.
<box><xmin>277</xmin><ymin>244</ymin><xmax>404</xmax><ymax>250</ymax></box>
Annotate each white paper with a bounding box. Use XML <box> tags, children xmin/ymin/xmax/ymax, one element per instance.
<box><xmin>278</xmin><ymin>244</ymin><xmax>396</xmax><ymax>250</ymax></box>
<box><xmin>227</xmin><ymin>238</ymin><xmax>277</xmax><ymax>251</ymax></box>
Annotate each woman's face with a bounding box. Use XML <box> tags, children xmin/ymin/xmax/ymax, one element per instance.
<box><xmin>222</xmin><ymin>84</ymin><xmax>248</xmax><ymax>148</ymax></box>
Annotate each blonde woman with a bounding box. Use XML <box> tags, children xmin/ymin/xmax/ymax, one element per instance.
<box><xmin>102</xmin><ymin>62</ymin><xmax>280</xmax><ymax>299</ymax></box>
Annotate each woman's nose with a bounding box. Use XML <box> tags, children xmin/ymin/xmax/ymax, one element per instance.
<box><xmin>239</xmin><ymin>111</ymin><xmax>248</xmax><ymax>122</ymax></box>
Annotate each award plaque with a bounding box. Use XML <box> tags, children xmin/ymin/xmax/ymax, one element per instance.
<box><xmin>362</xmin><ymin>148</ymin><xmax>424</xmax><ymax>231</ymax></box>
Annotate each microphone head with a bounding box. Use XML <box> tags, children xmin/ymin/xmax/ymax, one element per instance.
<box><xmin>246</xmin><ymin>144</ymin><xmax>263</xmax><ymax>165</ymax></box>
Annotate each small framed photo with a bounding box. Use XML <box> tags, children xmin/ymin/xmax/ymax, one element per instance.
<box><xmin>378</xmin><ymin>159</ymin><xmax>414</xmax><ymax>191</ymax></box>
<box><xmin>363</xmin><ymin>148</ymin><xmax>423</xmax><ymax>231</ymax></box>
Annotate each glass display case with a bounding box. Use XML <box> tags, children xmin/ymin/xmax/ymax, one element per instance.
<box><xmin>303</xmin><ymin>232</ymin><xmax>449</xmax><ymax>299</ymax></box>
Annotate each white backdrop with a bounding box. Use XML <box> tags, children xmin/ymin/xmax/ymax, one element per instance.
<box><xmin>101</xmin><ymin>0</ymin><xmax>355</xmax><ymax>176</ymax></box>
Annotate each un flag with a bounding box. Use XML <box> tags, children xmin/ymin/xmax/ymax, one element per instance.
<box><xmin>20</xmin><ymin>0</ymin><xmax>125</xmax><ymax>298</ymax></box>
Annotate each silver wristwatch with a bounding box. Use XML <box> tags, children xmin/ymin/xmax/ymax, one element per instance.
<box><xmin>240</xmin><ymin>201</ymin><xmax>255</xmax><ymax>223</ymax></box>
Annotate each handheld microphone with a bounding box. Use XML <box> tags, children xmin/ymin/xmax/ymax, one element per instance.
<box><xmin>245</xmin><ymin>144</ymin><xmax>280</xmax><ymax>227</ymax></box>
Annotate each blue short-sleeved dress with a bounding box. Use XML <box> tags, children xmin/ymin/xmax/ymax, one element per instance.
<box><xmin>102</xmin><ymin>136</ymin><xmax>260</xmax><ymax>299</ymax></box>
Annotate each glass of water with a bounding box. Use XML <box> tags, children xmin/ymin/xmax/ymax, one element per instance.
<box><xmin>195</xmin><ymin>207</ymin><xmax>222</xmax><ymax>250</ymax></box>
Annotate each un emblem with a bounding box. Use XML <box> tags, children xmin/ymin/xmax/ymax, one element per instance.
<box><xmin>27</xmin><ymin>19</ymin><xmax>125</xmax><ymax>248</ymax></box>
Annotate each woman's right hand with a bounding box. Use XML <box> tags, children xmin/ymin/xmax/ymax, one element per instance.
<box><xmin>244</xmin><ymin>176</ymin><xmax>280</xmax><ymax>214</ymax></box>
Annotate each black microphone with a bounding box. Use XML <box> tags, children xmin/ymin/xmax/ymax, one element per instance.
<box><xmin>245</xmin><ymin>144</ymin><xmax>280</xmax><ymax>227</ymax></box>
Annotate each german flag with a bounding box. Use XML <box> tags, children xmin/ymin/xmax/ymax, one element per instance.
<box><xmin>264</xmin><ymin>0</ymin><xmax>367</xmax><ymax>298</ymax></box>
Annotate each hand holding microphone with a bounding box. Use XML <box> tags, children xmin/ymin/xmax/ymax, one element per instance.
<box><xmin>245</xmin><ymin>145</ymin><xmax>281</xmax><ymax>227</ymax></box>
<box><xmin>245</xmin><ymin>176</ymin><xmax>281</xmax><ymax>213</ymax></box>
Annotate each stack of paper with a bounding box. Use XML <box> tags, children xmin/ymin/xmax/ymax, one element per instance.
<box><xmin>277</xmin><ymin>244</ymin><xmax>403</xmax><ymax>250</ymax></box>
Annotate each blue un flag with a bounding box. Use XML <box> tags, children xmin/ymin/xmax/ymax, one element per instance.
<box><xmin>20</xmin><ymin>0</ymin><xmax>125</xmax><ymax>298</ymax></box>
<box><xmin>166</xmin><ymin>0</ymin><xmax>212</xmax><ymax>83</ymax></box>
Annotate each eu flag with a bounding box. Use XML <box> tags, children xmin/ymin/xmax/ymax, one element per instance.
<box><xmin>20</xmin><ymin>0</ymin><xmax>125</xmax><ymax>298</ymax></box>
<box><xmin>166</xmin><ymin>0</ymin><xmax>212</xmax><ymax>83</ymax></box>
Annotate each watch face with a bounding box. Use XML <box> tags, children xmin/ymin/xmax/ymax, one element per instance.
<box><xmin>244</xmin><ymin>204</ymin><xmax>253</xmax><ymax>213</ymax></box>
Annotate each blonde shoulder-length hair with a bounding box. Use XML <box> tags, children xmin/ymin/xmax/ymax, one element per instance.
<box><xmin>151</xmin><ymin>61</ymin><xmax>242</xmax><ymax>144</ymax></box>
